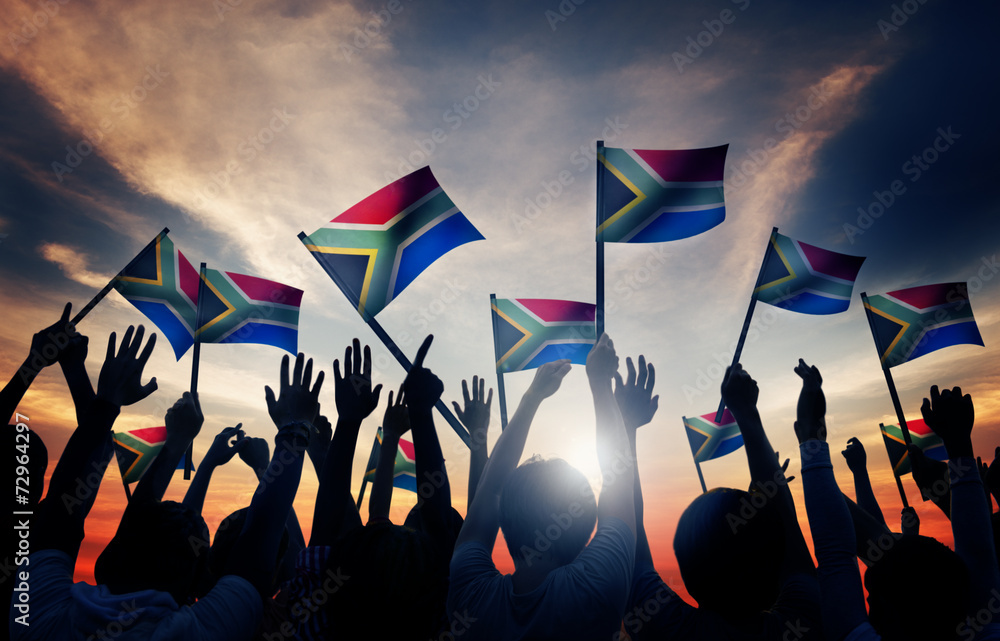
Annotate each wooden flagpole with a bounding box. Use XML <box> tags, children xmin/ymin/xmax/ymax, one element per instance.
<box><xmin>185</xmin><ymin>262</ymin><xmax>209</xmax><ymax>480</ymax></box>
<box><xmin>489</xmin><ymin>294</ymin><xmax>510</xmax><ymax>431</ymax></box>
<box><xmin>596</xmin><ymin>140</ymin><xmax>606</xmax><ymax>337</ymax></box>
<box><xmin>71</xmin><ymin>228</ymin><xmax>170</xmax><ymax>325</ymax></box>
<box><xmin>715</xmin><ymin>227</ymin><xmax>778</xmax><ymax>422</ymax></box>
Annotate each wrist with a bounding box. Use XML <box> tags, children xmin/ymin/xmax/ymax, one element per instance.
<box><xmin>83</xmin><ymin>398</ymin><xmax>121</xmax><ymax>429</ymax></box>
<box><xmin>943</xmin><ymin>437</ymin><xmax>974</xmax><ymax>459</ymax></box>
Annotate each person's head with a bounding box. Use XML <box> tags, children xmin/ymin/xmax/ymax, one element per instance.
<box><xmin>322</xmin><ymin>522</ymin><xmax>448</xmax><ymax>638</ymax></box>
<box><xmin>95</xmin><ymin>500</ymin><xmax>209</xmax><ymax>604</ymax></box>
<box><xmin>864</xmin><ymin>534</ymin><xmax>969</xmax><ymax>641</ymax></box>
<box><xmin>498</xmin><ymin>456</ymin><xmax>597</xmax><ymax>568</ymax></box>
<box><xmin>673</xmin><ymin>488</ymin><xmax>784</xmax><ymax>617</ymax></box>
<box><xmin>197</xmin><ymin>507</ymin><xmax>288</xmax><ymax>597</ymax></box>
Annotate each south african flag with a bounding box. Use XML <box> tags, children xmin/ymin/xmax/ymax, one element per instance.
<box><xmin>491</xmin><ymin>298</ymin><xmax>596</xmax><ymax>373</ymax></box>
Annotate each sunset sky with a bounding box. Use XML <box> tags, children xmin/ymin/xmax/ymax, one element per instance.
<box><xmin>2</xmin><ymin>0</ymin><xmax>998</xmax><ymax>603</ymax></box>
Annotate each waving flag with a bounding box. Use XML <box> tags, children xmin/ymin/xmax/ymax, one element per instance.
<box><xmin>112</xmin><ymin>426</ymin><xmax>191</xmax><ymax>484</ymax></box>
<box><xmin>864</xmin><ymin>283</ymin><xmax>984</xmax><ymax>367</ymax></box>
<box><xmin>755</xmin><ymin>233</ymin><xmax>866</xmax><ymax>315</ymax></box>
<box><xmin>880</xmin><ymin>419</ymin><xmax>948</xmax><ymax>476</ymax></box>
<box><xmin>683</xmin><ymin>409</ymin><xmax>744</xmax><ymax>463</ymax></box>
<box><xmin>113</xmin><ymin>232</ymin><xmax>199</xmax><ymax>359</ymax></box>
<box><xmin>196</xmin><ymin>268</ymin><xmax>302</xmax><ymax>354</ymax></box>
<box><xmin>491</xmin><ymin>298</ymin><xmax>596</xmax><ymax>372</ymax></box>
<box><xmin>363</xmin><ymin>429</ymin><xmax>417</xmax><ymax>493</ymax></box>
<box><xmin>300</xmin><ymin>166</ymin><xmax>483</xmax><ymax>320</ymax></box>
<box><xmin>597</xmin><ymin>145</ymin><xmax>728</xmax><ymax>243</ymax></box>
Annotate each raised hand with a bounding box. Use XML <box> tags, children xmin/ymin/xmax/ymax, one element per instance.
<box><xmin>529</xmin><ymin>359</ymin><xmax>572</xmax><ymax>400</ymax></box>
<box><xmin>613</xmin><ymin>355</ymin><xmax>658</xmax><ymax>430</ymax></box>
<box><xmin>900</xmin><ymin>506</ymin><xmax>920</xmax><ymax>536</ymax></box>
<box><xmin>842</xmin><ymin>437</ymin><xmax>867</xmax><ymax>475</ymax></box>
<box><xmin>29</xmin><ymin>302</ymin><xmax>81</xmax><ymax>370</ymax></box>
<box><xmin>203</xmin><ymin>424</ymin><xmax>247</xmax><ymax>468</ymax></box>
<box><xmin>164</xmin><ymin>392</ymin><xmax>204</xmax><ymax>445</ymax></box>
<box><xmin>333</xmin><ymin>339</ymin><xmax>381</xmax><ymax>423</ymax></box>
<box><xmin>96</xmin><ymin>325</ymin><xmax>157</xmax><ymax>407</ymax></box>
<box><xmin>238</xmin><ymin>437</ymin><xmax>271</xmax><ymax>478</ymax></box>
<box><xmin>921</xmin><ymin>385</ymin><xmax>975</xmax><ymax>459</ymax></box>
<box><xmin>383</xmin><ymin>388</ymin><xmax>410</xmax><ymax>438</ymax></box>
<box><xmin>721</xmin><ymin>363</ymin><xmax>758</xmax><ymax>415</ymax></box>
<box><xmin>586</xmin><ymin>333</ymin><xmax>618</xmax><ymax>386</ymax></box>
<box><xmin>307</xmin><ymin>408</ymin><xmax>333</xmax><ymax>473</ymax></box>
<box><xmin>793</xmin><ymin>358</ymin><xmax>826</xmax><ymax>444</ymax></box>
<box><xmin>402</xmin><ymin>335</ymin><xmax>442</xmax><ymax>413</ymax></box>
<box><xmin>266</xmin><ymin>352</ymin><xmax>324</xmax><ymax>428</ymax></box>
<box><xmin>452</xmin><ymin>375</ymin><xmax>492</xmax><ymax>436</ymax></box>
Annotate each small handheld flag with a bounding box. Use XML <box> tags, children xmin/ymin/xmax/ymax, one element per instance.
<box><xmin>196</xmin><ymin>268</ymin><xmax>303</xmax><ymax>354</ymax></box>
<box><xmin>683</xmin><ymin>409</ymin><xmax>743</xmax><ymax>493</ymax></box>
<box><xmin>112</xmin><ymin>426</ymin><xmax>192</xmax><ymax>485</ymax></box>
<box><xmin>363</xmin><ymin>428</ymin><xmax>418</xmax><ymax>494</ymax></box>
<box><xmin>113</xmin><ymin>232</ymin><xmax>200</xmax><ymax>359</ymax></box>
<box><xmin>597</xmin><ymin>145</ymin><xmax>728</xmax><ymax>243</ymax></box>
<box><xmin>491</xmin><ymin>298</ymin><xmax>597</xmax><ymax>373</ymax></box>
<box><xmin>755</xmin><ymin>232</ymin><xmax>866</xmax><ymax>315</ymax></box>
<box><xmin>863</xmin><ymin>282</ymin><xmax>984</xmax><ymax>368</ymax></box>
<box><xmin>880</xmin><ymin>418</ymin><xmax>947</xmax><ymax>477</ymax></box>
<box><xmin>300</xmin><ymin>166</ymin><xmax>484</xmax><ymax>321</ymax></box>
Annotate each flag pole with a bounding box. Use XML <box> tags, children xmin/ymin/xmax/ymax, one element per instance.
<box><xmin>880</xmin><ymin>423</ymin><xmax>910</xmax><ymax>508</ymax></box>
<box><xmin>298</xmin><ymin>232</ymin><xmax>471</xmax><ymax>447</ymax></box>
<box><xmin>356</xmin><ymin>431</ymin><xmax>381</xmax><ymax>510</ymax></box>
<box><xmin>861</xmin><ymin>293</ymin><xmax>913</xmax><ymax>446</ymax></box>
<box><xmin>715</xmin><ymin>226</ymin><xmax>778</xmax><ymax>422</ymax></box>
<box><xmin>71</xmin><ymin>227</ymin><xmax>170</xmax><ymax>325</ymax></box>
<box><xmin>596</xmin><ymin>140</ymin><xmax>606</xmax><ymax>337</ymax></box>
<box><xmin>489</xmin><ymin>294</ymin><xmax>510</xmax><ymax>431</ymax></box>
<box><xmin>186</xmin><ymin>262</ymin><xmax>209</xmax><ymax>480</ymax></box>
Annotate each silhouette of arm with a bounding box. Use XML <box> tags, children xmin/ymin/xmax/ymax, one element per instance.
<box><xmin>794</xmin><ymin>359</ymin><xmax>870</xmax><ymax>640</ymax></box>
<box><xmin>922</xmin><ymin>386</ymin><xmax>1000</xmax><ymax>611</ymax></box>
<box><xmin>841</xmin><ymin>437</ymin><xmax>888</xmax><ymax>530</ymax></box>
<box><xmin>2</xmin><ymin>303</ymin><xmax>84</xmax><ymax>425</ymax></box>
<box><xmin>403</xmin><ymin>336</ymin><xmax>452</xmax><ymax>541</ymax></box>
<box><xmin>455</xmin><ymin>358</ymin><xmax>571</xmax><ymax>550</ymax></box>
<box><xmin>310</xmin><ymin>339</ymin><xmax>380</xmax><ymax>547</ymax></box>
<box><xmin>227</xmin><ymin>353</ymin><xmax>322</xmax><ymax>596</ymax></box>
<box><xmin>907</xmin><ymin>443</ymin><xmax>951</xmax><ymax>519</ymax></box>
<box><xmin>453</xmin><ymin>376</ymin><xmax>492</xmax><ymax>507</ymax></box>
<box><xmin>132</xmin><ymin>391</ymin><xmax>203</xmax><ymax>504</ymax></box>
<box><xmin>724</xmin><ymin>363</ymin><xmax>814</xmax><ymax>578</ymax></box>
<box><xmin>615</xmin><ymin>355</ymin><xmax>658</xmax><ymax>567</ymax></box>
<box><xmin>589</xmin><ymin>334</ymin><xmax>634</xmax><ymax>532</ymax></box>
<box><xmin>35</xmin><ymin>326</ymin><xmax>157</xmax><ymax>559</ymax></box>
<box><xmin>182</xmin><ymin>424</ymin><xmax>246</xmax><ymax>515</ymax></box>
<box><xmin>369</xmin><ymin>388</ymin><xmax>407</xmax><ymax>522</ymax></box>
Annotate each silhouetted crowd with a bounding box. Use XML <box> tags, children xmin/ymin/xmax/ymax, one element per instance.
<box><xmin>6</xmin><ymin>305</ymin><xmax>1000</xmax><ymax>640</ymax></box>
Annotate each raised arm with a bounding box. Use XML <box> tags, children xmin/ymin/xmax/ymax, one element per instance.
<box><xmin>131</xmin><ymin>391</ymin><xmax>203</xmax><ymax>504</ymax></box>
<box><xmin>794</xmin><ymin>359</ymin><xmax>869</xmax><ymax>640</ymax></box>
<box><xmin>182</xmin><ymin>424</ymin><xmax>246</xmax><ymax>515</ymax></box>
<box><xmin>724</xmin><ymin>363</ymin><xmax>814</xmax><ymax>579</ymax></box>
<box><xmin>453</xmin><ymin>376</ymin><xmax>492</xmax><ymax>507</ymax></box>
<box><xmin>922</xmin><ymin>385</ymin><xmax>1000</xmax><ymax>611</ymax></box>
<box><xmin>35</xmin><ymin>326</ymin><xmax>157</xmax><ymax>559</ymax></box>
<box><xmin>841</xmin><ymin>437</ymin><xmax>888</xmax><ymax>529</ymax></box>
<box><xmin>310</xmin><ymin>339</ymin><xmax>380</xmax><ymax>547</ymax></box>
<box><xmin>588</xmin><ymin>334</ymin><xmax>634</xmax><ymax>532</ymax></box>
<box><xmin>455</xmin><ymin>359</ymin><xmax>571</xmax><ymax>550</ymax></box>
<box><xmin>402</xmin><ymin>335</ymin><xmax>452</xmax><ymax>540</ymax></box>
<box><xmin>228</xmin><ymin>352</ymin><xmax>322</xmax><ymax>596</ymax></box>
<box><xmin>907</xmin><ymin>443</ymin><xmax>951</xmax><ymax>519</ymax></box>
<box><xmin>369</xmin><ymin>387</ymin><xmax>408</xmax><ymax>522</ymax></box>
<box><xmin>615</xmin><ymin>355</ymin><xmax>658</xmax><ymax>567</ymax></box>
<box><xmin>2</xmin><ymin>303</ymin><xmax>84</xmax><ymax>424</ymax></box>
